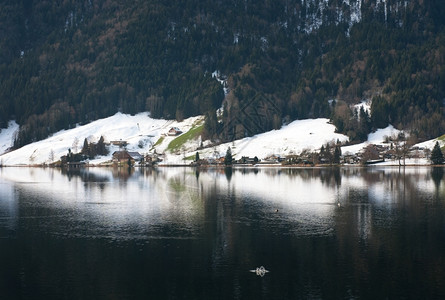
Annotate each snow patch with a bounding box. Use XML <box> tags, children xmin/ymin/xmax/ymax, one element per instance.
<box><xmin>342</xmin><ymin>125</ymin><xmax>400</xmax><ymax>155</ymax></box>
<box><xmin>353</xmin><ymin>99</ymin><xmax>371</xmax><ymax>116</ymax></box>
<box><xmin>212</xmin><ymin>70</ymin><xmax>229</xmax><ymax>95</ymax></box>
<box><xmin>0</xmin><ymin>121</ymin><xmax>19</xmax><ymax>156</ymax></box>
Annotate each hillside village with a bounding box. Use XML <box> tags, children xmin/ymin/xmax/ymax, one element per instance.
<box><xmin>47</xmin><ymin>127</ymin><xmax>445</xmax><ymax>168</ymax></box>
<box><xmin>73</xmin><ymin>134</ymin><xmax>439</xmax><ymax>168</ymax></box>
<box><xmin>0</xmin><ymin>113</ymin><xmax>444</xmax><ymax>168</ymax></box>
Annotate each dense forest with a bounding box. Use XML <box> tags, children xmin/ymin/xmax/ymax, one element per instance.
<box><xmin>0</xmin><ymin>0</ymin><xmax>444</xmax><ymax>148</ymax></box>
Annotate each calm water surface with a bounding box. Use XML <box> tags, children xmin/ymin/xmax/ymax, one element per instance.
<box><xmin>0</xmin><ymin>166</ymin><xmax>444</xmax><ymax>299</ymax></box>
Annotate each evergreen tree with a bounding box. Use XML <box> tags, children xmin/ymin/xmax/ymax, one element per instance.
<box><xmin>430</xmin><ymin>141</ymin><xmax>444</xmax><ymax>165</ymax></box>
<box><xmin>333</xmin><ymin>145</ymin><xmax>342</xmax><ymax>164</ymax></box>
<box><xmin>203</xmin><ymin>110</ymin><xmax>219</xmax><ymax>140</ymax></box>
<box><xmin>97</xmin><ymin>136</ymin><xmax>107</xmax><ymax>156</ymax></box>
<box><xmin>67</xmin><ymin>148</ymin><xmax>73</xmax><ymax>163</ymax></box>
<box><xmin>81</xmin><ymin>138</ymin><xmax>90</xmax><ymax>158</ymax></box>
<box><xmin>370</xmin><ymin>96</ymin><xmax>390</xmax><ymax>129</ymax></box>
<box><xmin>195</xmin><ymin>151</ymin><xmax>200</xmax><ymax>162</ymax></box>
<box><xmin>224</xmin><ymin>147</ymin><xmax>233</xmax><ymax>166</ymax></box>
<box><xmin>323</xmin><ymin>143</ymin><xmax>333</xmax><ymax>163</ymax></box>
<box><xmin>358</xmin><ymin>107</ymin><xmax>371</xmax><ymax>141</ymax></box>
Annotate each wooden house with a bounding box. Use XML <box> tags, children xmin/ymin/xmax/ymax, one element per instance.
<box><xmin>112</xmin><ymin>151</ymin><xmax>143</xmax><ymax>166</ymax></box>
<box><xmin>168</xmin><ymin>127</ymin><xmax>183</xmax><ymax>136</ymax></box>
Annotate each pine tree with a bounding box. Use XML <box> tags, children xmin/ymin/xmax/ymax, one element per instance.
<box><xmin>430</xmin><ymin>141</ymin><xmax>444</xmax><ymax>165</ymax></box>
<box><xmin>195</xmin><ymin>151</ymin><xmax>200</xmax><ymax>162</ymax></box>
<box><xmin>97</xmin><ymin>136</ymin><xmax>107</xmax><ymax>156</ymax></box>
<box><xmin>224</xmin><ymin>147</ymin><xmax>233</xmax><ymax>166</ymax></box>
<box><xmin>81</xmin><ymin>138</ymin><xmax>90</xmax><ymax>158</ymax></box>
<box><xmin>67</xmin><ymin>148</ymin><xmax>72</xmax><ymax>163</ymax></box>
<box><xmin>333</xmin><ymin>145</ymin><xmax>341</xmax><ymax>164</ymax></box>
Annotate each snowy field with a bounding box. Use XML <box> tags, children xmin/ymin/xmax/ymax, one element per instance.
<box><xmin>0</xmin><ymin>113</ymin><xmax>201</xmax><ymax>166</ymax></box>
<box><xmin>187</xmin><ymin>118</ymin><xmax>349</xmax><ymax>164</ymax></box>
<box><xmin>0</xmin><ymin>112</ymin><xmax>443</xmax><ymax>166</ymax></box>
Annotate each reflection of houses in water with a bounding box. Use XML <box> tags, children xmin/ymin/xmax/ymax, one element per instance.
<box><xmin>111</xmin><ymin>166</ymin><xmax>134</xmax><ymax>181</ymax></box>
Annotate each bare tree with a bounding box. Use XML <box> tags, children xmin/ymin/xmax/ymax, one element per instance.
<box><xmin>393</xmin><ymin>132</ymin><xmax>415</xmax><ymax>166</ymax></box>
<box><xmin>361</xmin><ymin>144</ymin><xmax>380</xmax><ymax>165</ymax></box>
<box><xmin>424</xmin><ymin>148</ymin><xmax>431</xmax><ymax>160</ymax></box>
<box><xmin>29</xmin><ymin>152</ymin><xmax>36</xmax><ymax>165</ymax></box>
<box><xmin>391</xmin><ymin>133</ymin><xmax>407</xmax><ymax>166</ymax></box>
<box><xmin>72</xmin><ymin>137</ymin><xmax>79</xmax><ymax>153</ymax></box>
<box><xmin>49</xmin><ymin>149</ymin><xmax>55</xmax><ymax>163</ymax></box>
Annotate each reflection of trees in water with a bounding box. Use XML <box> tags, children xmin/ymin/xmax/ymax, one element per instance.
<box><xmin>234</xmin><ymin>167</ymin><xmax>344</xmax><ymax>188</ymax></box>
<box><xmin>224</xmin><ymin>167</ymin><xmax>232</xmax><ymax>181</ymax></box>
<box><xmin>332</xmin><ymin>168</ymin><xmax>445</xmax><ymax>299</ymax></box>
<box><xmin>21</xmin><ymin>166</ymin><xmax>444</xmax><ymax>298</ymax></box>
<box><xmin>358</xmin><ymin>168</ymin><xmax>444</xmax><ymax>206</ymax></box>
<box><xmin>62</xmin><ymin>168</ymin><xmax>110</xmax><ymax>184</ymax></box>
<box><xmin>431</xmin><ymin>167</ymin><xmax>444</xmax><ymax>189</ymax></box>
<box><xmin>316</xmin><ymin>168</ymin><xmax>342</xmax><ymax>187</ymax></box>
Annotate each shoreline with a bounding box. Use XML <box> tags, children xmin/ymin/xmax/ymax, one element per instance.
<box><xmin>1</xmin><ymin>163</ymin><xmax>444</xmax><ymax>168</ymax></box>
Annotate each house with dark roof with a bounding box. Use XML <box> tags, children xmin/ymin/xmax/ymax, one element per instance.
<box><xmin>168</xmin><ymin>127</ymin><xmax>183</xmax><ymax>136</ymax></box>
<box><xmin>112</xmin><ymin>151</ymin><xmax>143</xmax><ymax>166</ymax></box>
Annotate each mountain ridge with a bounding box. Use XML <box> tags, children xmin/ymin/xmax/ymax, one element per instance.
<box><xmin>0</xmin><ymin>0</ymin><xmax>444</xmax><ymax>147</ymax></box>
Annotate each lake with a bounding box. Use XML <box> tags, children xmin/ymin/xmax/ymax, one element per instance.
<box><xmin>0</xmin><ymin>166</ymin><xmax>444</xmax><ymax>299</ymax></box>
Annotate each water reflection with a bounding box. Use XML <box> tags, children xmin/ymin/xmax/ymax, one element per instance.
<box><xmin>432</xmin><ymin>167</ymin><xmax>444</xmax><ymax>189</ymax></box>
<box><xmin>0</xmin><ymin>167</ymin><xmax>444</xmax><ymax>237</ymax></box>
<box><xmin>0</xmin><ymin>166</ymin><xmax>444</xmax><ymax>299</ymax></box>
<box><xmin>0</xmin><ymin>179</ymin><xmax>18</xmax><ymax>238</ymax></box>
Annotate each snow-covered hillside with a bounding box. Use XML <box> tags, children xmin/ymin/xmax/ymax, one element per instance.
<box><xmin>0</xmin><ymin>113</ymin><xmax>201</xmax><ymax>166</ymax></box>
<box><xmin>0</xmin><ymin>112</ymin><xmax>442</xmax><ymax>166</ymax></box>
<box><xmin>189</xmin><ymin>118</ymin><xmax>349</xmax><ymax>164</ymax></box>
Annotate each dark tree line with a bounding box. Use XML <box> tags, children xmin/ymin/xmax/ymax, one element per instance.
<box><xmin>0</xmin><ymin>0</ymin><xmax>443</xmax><ymax>148</ymax></box>
<box><xmin>81</xmin><ymin>136</ymin><xmax>108</xmax><ymax>159</ymax></box>
<box><xmin>63</xmin><ymin>136</ymin><xmax>108</xmax><ymax>163</ymax></box>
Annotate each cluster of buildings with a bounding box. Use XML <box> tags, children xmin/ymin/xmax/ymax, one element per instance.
<box><xmin>102</xmin><ymin>141</ymin><xmax>432</xmax><ymax>168</ymax></box>
<box><xmin>350</xmin><ymin>143</ymin><xmax>431</xmax><ymax>165</ymax></box>
<box><xmin>110</xmin><ymin>150</ymin><xmax>164</xmax><ymax>167</ymax></box>
<box><xmin>61</xmin><ymin>123</ymin><xmax>434</xmax><ymax>167</ymax></box>
<box><xmin>107</xmin><ymin>127</ymin><xmax>184</xmax><ymax>167</ymax></box>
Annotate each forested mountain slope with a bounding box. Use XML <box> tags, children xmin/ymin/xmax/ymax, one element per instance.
<box><xmin>1</xmin><ymin>0</ymin><xmax>444</xmax><ymax>148</ymax></box>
